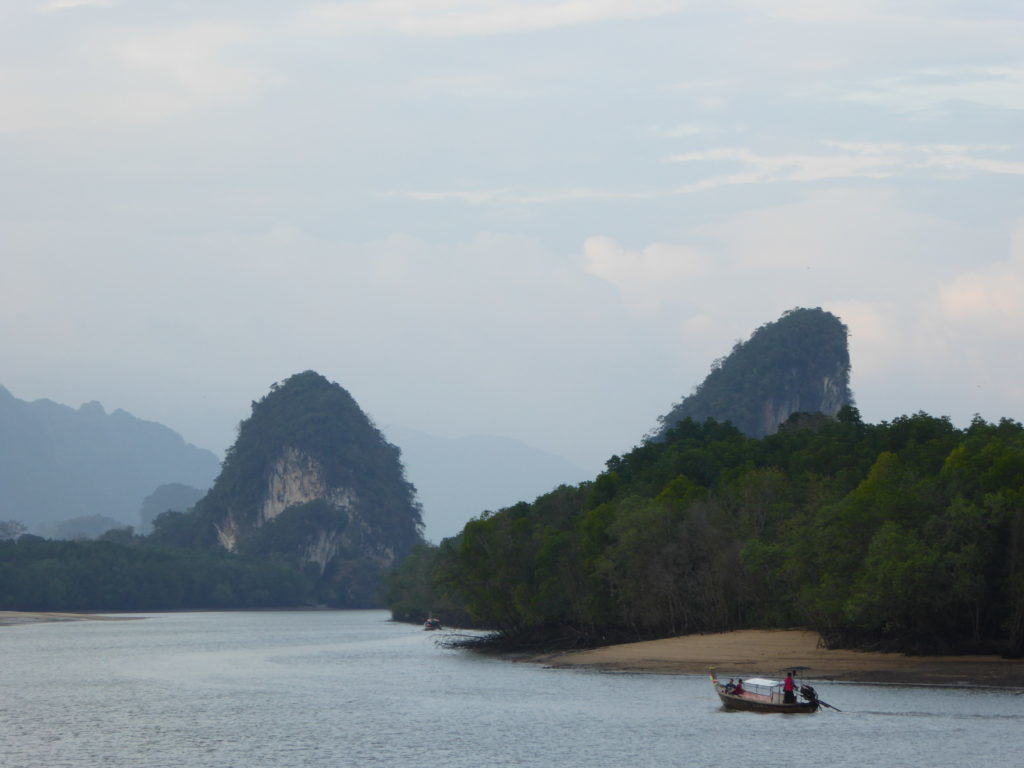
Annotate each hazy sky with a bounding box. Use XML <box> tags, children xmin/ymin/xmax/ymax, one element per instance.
<box><xmin>3</xmin><ymin>0</ymin><xmax>1023</xmax><ymax>471</ymax></box>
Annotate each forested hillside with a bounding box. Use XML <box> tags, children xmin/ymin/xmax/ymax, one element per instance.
<box><xmin>388</xmin><ymin>410</ymin><xmax>1024</xmax><ymax>656</ymax></box>
<box><xmin>657</xmin><ymin>307</ymin><xmax>852</xmax><ymax>438</ymax></box>
<box><xmin>0</xmin><ymin>535</ymin><xmax>310</xmax><ymax>611</ymax></box>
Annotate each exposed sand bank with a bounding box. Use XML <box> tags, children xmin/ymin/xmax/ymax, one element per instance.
<box><xmin>0</xmin><ymin>611</ymin><xmax>137</xmax><ymax>627</ymax></box>
<box><xmin>535</xmin><ymin>629</ymin><xmax>1024</xmax><ymax>688</ymax></box>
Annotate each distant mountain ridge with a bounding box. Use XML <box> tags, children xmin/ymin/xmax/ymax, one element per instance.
<box><xmin>0</xmin><ymin>384</ymin><xmax>219</xmax><ymax>530</ymax></box>
<box><xmin>657</xmin><ymin>307</ymin><xmax>853</xmax><ymax>439</ymax></box>
<box><xmin>1</xmin><ymin>381</ymin><xmax>590</xmax><ymax>548</ymax></box>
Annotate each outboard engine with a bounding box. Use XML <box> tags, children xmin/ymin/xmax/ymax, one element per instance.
<box><xmin>799</xmin><ymin>684</ymin><xmax>819</xmax><ymax>704</ymax></box>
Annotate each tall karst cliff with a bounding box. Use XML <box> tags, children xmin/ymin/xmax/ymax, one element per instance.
<box><xmin>657</xmin><ymin>307</ymin><xmax>853</xmax><ymax>439</ymax></box>
<box><xmin>174</xmin><ymin>371</ymin><xmax>423</xmax><ymax>605</ymax></box>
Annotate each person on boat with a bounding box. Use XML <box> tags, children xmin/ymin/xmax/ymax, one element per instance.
<box><xmin>732</xmin><ymin>679</ymin><xmax>745</xmax><ymax>696</ymax></box>
<box><xmin>783</xmin><ymin>671</ymin><xmax>796</xmax><ymax>703</ymax></box>
<box><xmin>724</xmin><ymin>678</ymin><xmax>735</xmax><ymax>693</ymax></box>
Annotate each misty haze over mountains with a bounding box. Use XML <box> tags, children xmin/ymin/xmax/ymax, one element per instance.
<box><xmin>0</xmin><ymin>306</ymin><xmax>856</xmax><ymax>545</ymax></box>
<box><xmin>0</xmin><ymin>383</ymin><xmax>587</xmax><ymax>541</ymax></box>
<box><xmin>0</xmin><ymin>385</ymin><xmax>219</xmax><ymax>532</ymax></box>
<box><xmin>383</xmin><ymin>426</ymin><xmax>588</xmax><ymax>542</ymax></box>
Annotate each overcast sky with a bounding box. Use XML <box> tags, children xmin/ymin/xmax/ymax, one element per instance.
<box><xmin>3</xmin><ymin>0</ymin><xmax>1023</xmax><ymax>472</ymax></box>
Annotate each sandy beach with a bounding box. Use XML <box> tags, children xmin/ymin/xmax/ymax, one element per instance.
<box><xmin>0</xmin><ymin>611</ymin><xmax>136</xmax><ymax>627</ymax></box>
<box><xmin>535</xmin><ymin>629</ymin><xmax>1024</xmax><ymax>688</ymax></box>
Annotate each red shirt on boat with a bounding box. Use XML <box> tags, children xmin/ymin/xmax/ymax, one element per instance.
<box><xmin>783</xmin><ymin>676</ymin><xmax>795</xmax><ymax>692</ymax></box>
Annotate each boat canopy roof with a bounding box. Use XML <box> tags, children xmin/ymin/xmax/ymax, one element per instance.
<box><xmin>741</xmin><ymin>677</ymin><xmax>781</xmax><ymax>687</ymax></box>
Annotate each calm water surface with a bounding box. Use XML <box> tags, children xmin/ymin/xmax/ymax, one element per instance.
<box><xmin>1</xmin><ymin>610</ymin><xmax>1021</xmax><ymax>767</ymax></box>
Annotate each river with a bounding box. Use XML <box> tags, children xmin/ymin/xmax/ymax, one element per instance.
<box><xmin>1</xmin><ymin>610</ymin><xmax>1020</xmax><ymax>767</ymax></box>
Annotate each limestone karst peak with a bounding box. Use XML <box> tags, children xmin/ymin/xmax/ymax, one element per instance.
<box><xmin>161</xmin><ymin>370</ymin><xmax>423</xmax><ymax>606</ymax></box>
<box><xmin>656</xmin><ymin>307</ymin><xmax>854</xmax><ymax>439</ymax></box>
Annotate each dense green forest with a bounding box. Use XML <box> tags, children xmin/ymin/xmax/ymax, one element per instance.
<box><xmin>387</xmin><ymin>409</ymin><xmax>1024</xmax><ymax>656</ymax></box>
<box><xmin>0</xmin><ymin>533</ymin><xmax>313</xmax><ymax>611</ymax></box>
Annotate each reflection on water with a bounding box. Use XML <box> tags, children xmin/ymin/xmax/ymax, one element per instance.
<box><xmin>1</xmin><ymin>610</ymin><xmax>1021</xmax><ymax>768</ymax></box>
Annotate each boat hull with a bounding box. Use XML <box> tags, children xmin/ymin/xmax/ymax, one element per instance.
<box><xmin>716</xmin><ymin>689</ymin><xmax>819</xmax><ymax>713</ymax></box>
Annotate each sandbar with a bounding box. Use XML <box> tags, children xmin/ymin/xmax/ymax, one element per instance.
<box><xmin>534</xmin><ymin>629</ymin><xmax>1024</xmax><ymax>688</ymax></box>
<box><xmin>0</xmin><ymin>611</ymin><xmax>136</xmax><ymax>627</ymax></box>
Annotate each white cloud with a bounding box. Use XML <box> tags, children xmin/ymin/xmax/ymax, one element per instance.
<box><xmin>38</xmin><ymin>0</ymin><xmax>113</xmax><ymax>12</ymax></box>
<box><xmin>115</xmin><ymin>23</ymin><xmax>266</xmax><ymax>109</ymax></box>
<box><xmin>733</xmin><ymin>1</ymin><xmax>1024</xmax><ymax>26</ymax></box>
<box><xmin>646</xmin><ymin>122</ymin><xmax>704</xmax><ymax>139</ymax></box>
<box><xmin>938</xmin><ymin>223</ymin><xmax>1024</xmax><ymax>331</ymax></box>
<box><xmin>682</xmin><ymin>313</ymin><xmax>714</xmax><ymax>335</ymax></box>
<box><xmin>701</xmin><ymin>187</ymin><xmax>967</xmax><ymax>281</ymax></box>
<box><xmin>845</xmin><ymin>66</ymin><xmax>1024</xmax><ymax>112</ymax></box>
<box><xmin>0</xmin><ymin>23</ymin><xmax>266</xmax><ymax>130</ymax></box>
<box><xmin>388</xmin><ymin>187</ymin><xmax>654</xmax><ymax>205</ymax></box>
<box><xmin>582</xmin><ymin>235</ymin><xmax>709</xmax><ymax>313</ymax></box>
<box><xmin>667</xmin><ymin>146</ymin><xmax>898</xmax><ymax>182</ymax></box>
<box><xmin>920</xmin><ymin>152</ymin><xmax>1024</xmax><ymax>176</ymax></box>
<box><xmin>298</xmin><ymin>0</ymin><xmax>689</xmax><ymax>37</ymax></box>
<box><xmin>823</xmin><ymin>300</ymin><xmax>904</xmax><ymax>378</ymax></box>
<box><xmin>392</xmin><ymin>141</ymin><xmax>1024</xmax><ymax>206</ymax></box>
<box><xmin>732</xmin><ymin>0</ymin><xmax>886</xmax><ymax>24</ymax></box>
<box><xmin>665</xmin><ymin>141</ymin><xmax>1024</xmax><ymax>188</ymax></box>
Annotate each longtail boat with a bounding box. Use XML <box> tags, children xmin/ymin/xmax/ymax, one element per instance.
<box><xmin>709</xmin><ymin>670</ymin><xmax>826</xmax><ymax>713</ymax></box>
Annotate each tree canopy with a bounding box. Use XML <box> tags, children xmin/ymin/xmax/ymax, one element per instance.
<box><xmin>388</xmin><ymin>410</ymin><xmax>1024</xmax><ymax>656</ymax></box>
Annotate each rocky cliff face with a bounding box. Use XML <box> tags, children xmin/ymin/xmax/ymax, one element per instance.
<box><xmin>258</xmin><ymin>446</ymin><xmax>357</xmax><ymax>526</ymax></box>
<box><xmin>657</xmin><ymin>307</ymin><xmax>854</xmax><ymax>439</ymax></box>
<box><xmin>215</xmin><ymin>445</ymin><xmax>381</xmax><ymax>576</ymax></box>
<box><xmin>183</xmin><ymin>371</ymin><xmax>422</xmax><ymax>605</ymax></box>
<box><xmin>756</xmin><ymin>365</ymin><xmax>849</xmax><ymax>437</ymax></box>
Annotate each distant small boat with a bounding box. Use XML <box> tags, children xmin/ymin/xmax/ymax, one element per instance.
<box><xmin>710</xmin><ymin>670</ymin><xmax>828</xmax><ymax>714</ymax></box>
<box><xmin>423</xmin><ymin>617</ymin><xmax>442</xmax><ymax>631</ymax></box>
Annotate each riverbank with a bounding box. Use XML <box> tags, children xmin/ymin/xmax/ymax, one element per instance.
<box><xmin>0</xmin><ymin>611</ymin><xmax>137</xmax><ymax>627</ymax></box>
<box><xmin>533</xmin><ymin>629</ymin><xmax>1024</xmax><ymax>687</ymax></box>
